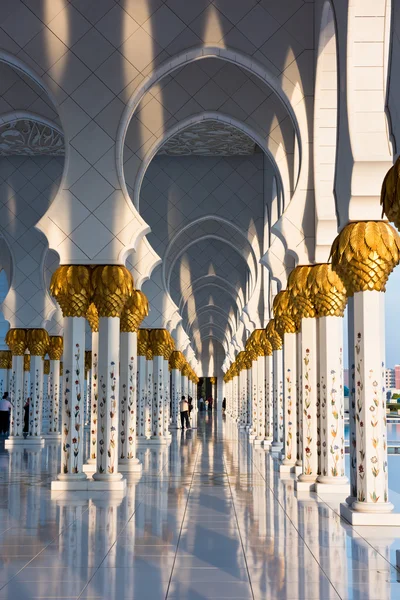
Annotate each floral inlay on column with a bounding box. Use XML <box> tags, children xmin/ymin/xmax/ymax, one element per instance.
<box><xmin>6</xmin><ymin>330</ymin><xmax>27</xmax><ymax>439</ymax></box>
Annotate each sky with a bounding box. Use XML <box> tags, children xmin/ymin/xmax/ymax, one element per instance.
<box><xmin>342</xmin><ymin>263</ymin><xmax>400</xmax><ymax>369</ymax></box>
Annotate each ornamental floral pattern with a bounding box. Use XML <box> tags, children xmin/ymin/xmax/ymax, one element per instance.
<box><xmin>328</xmin><ymin>347</ymin><xmax>345</xmax><ymax>479</ymax></box>
<box><xmin>146</xmin><ymin>368</ymin><xmax>153</xmax><ymax>437</ymax></box>
<box><xmin>153</xmin><ymin>366</ymin><xmax>164</xmax><ymax>437</ymax></box>
<box><xmin>350</xmin><ymin>360</ymin><xmax>357</xmax><ymax>497</ymax></box>
<box><xmin>120</xmin><ymin>356</ymin><xmax>136</xmax><ymax>460</ymax></box>
<box><xmin>62</xmin><ymin>345</ymin><xmax>82</xmax><ymax>474</ymax></box>
<box><xmin>355</xmin><ymin>332</ymin><xmax>365</xmax><ymax>501</ymax></box>
<box><xmin>285</xmin><ymin>368</ymin><xmax>293</xmax><ymax>461</ymax></box>
<box><xmin>90</xmin><ymin>352</ymin><xmax>98</xmax><ymax>460</ymax></box>
<box><xmin>303</xmin><ymin>348</ymin><xmax>314</xmax><ymax>475</ymax></box>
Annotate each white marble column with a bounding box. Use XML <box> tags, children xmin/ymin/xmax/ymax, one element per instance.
<box><xmin>316</xmin><ymin>315</ymin><xmax>348</xmax><ymax>492</ymax></box>
<box><xmin>44</xmin><ymin>336</ymin><xmax>63</xmax><ymax>440</ymax></box>
<box><xmin>296</xmin><ymin>331</ymin><xmax>302</xmax><ymax>469</ymax></box>
<box><xmin>245</xmin><ymin>358</ymin><xmax>253</xmax><ymax>432</ymax></box>
<box><xmin>232</xmin><ymin>369</ymin><xmax>239</xmax><ymax>422</ymax></box>
<box><xmin>119</xmin><ymin>329</ymin><xmax>141</xmax><ymax>472</ymax></box>
<box><xmin>255</xmin><ymin>353</ymin><xmax>265</xmax><ymax>443</ymax></box>
<box><xmin>264</xmin><ymin>353</ymin><xmax>273</xmax><ymax>449</ymax></box>
<box><xmin>42</xmin><ymin>359</ymin><xmax>50</xmax><ymax>435</ymax></box>
<box><xmin>136</xmin><ymin>329</ymin><xmax>149</xmax><ymax>443</ymax></box>
<box><xmin>0</xmin><ymin>350</ymin><xmax>10</xmax><ymax>398</ymax></box>
<box><xmin>146</xmin><ymin>347</ymin><xmax>154</xmax><ymax>439</ymax></box>
<box><xmin>5</xmin><ymin>330</ymin><xmax>26</xmax><ymax>446</ymax></box>
<box><xmin>84</xmin><ymin>351</ymin><xmax>92</xmax><ymax>428</ymax></box>
<box><xmin>238</xmin><ymin>364</ymin><xmax>247</xmax><ymax>429</ymax></box>
<box><xmin>149</xmin><ymin>329</ymin><xmax>171</xmax><ymax>444</ymax></box>
<box><xmin>163</xmin><ymin>349</ymin><xmax>172</xmax><ymax>439</ymax></box>
<box><xmin>281</xmin><ymin>331</ymin><xmax>297</xmax><ymax>469</ymax></box>
<box><xmin>347</xmin><ymin>296</ymin><xmax>357</xmax><ymax>503</ymax></box>
<box><xmin>86</xmin><ymin>305</ymin><xmax>99</xmax><ymax>466</ymax></box>
<box><xmin>170</xmin><ymin>356</ymin><xmax>183</xmax><ymax>429</ymax></box>
<box><xmin>52</xmin><ymin>315</ymin><xmax>87</xmax><ymax>488</ymax></box>
<box><xmin>26</xmin><ymin>329</ymin><xmax>49</xmax><ymax>443</ymax></box>
<box><xmin>267</xmin><ymin>318</ymin><xmax>284</xmax><ymax>452</ymax></box>
<box><xmin>23</xmin><ymin>354</ymin><xmax>30</xmax><ymax>408</ymax></box>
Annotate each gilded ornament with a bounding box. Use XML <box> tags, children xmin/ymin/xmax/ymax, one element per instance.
<box><xmin>330</xmin><ymin>221</ymin><xmax>400</xmax><ymax>294</ymax></box>
<box><xmin>86</xmin><ymin>303</ymin><xmax>99</xmax><ymax>332</ymax></box>
<box><xmin>48</xmin><ymin>336</ymin><xmax>63</xmax><ymax>361</ymax></box>
<box><xmin>287</xmin><ymin>265</ymin><xmax>315</xmax><ymax>319</ymax></box>
<box><xmin>169</xmin><ymin>350</ymin><xmax>185</xmax><ymax>371</ymax></box>
<box><xmin>307</xmin><ymin>263</ymin><xmax>347</xmax><ymax>317</ymax></box>
<box><xmin>91</xmin><ymin>265</ymin><xmax>134</xmax><ymax>318</ymax></box>
<box><xmin>44</xmin><ymin>359</ymin><xmax>50</xmax><ymax>375</ymax></box>
<box><xmin>0</xmin><ymin>350</ymin><xmax>11</xmax><ymax>369</ymax></box>
<box><xmin>26</xmin><ymin>329</ymin><xmax>50</xmax><ymax>357</ymax></box>
<box><xmin>50</xmin><ymin>265</ymin><xmax>92</xmax><ymax>317</ymax></box>
<box><xmin>259</xmin><ymin>330</ymin><xmax>273</xmax><ymax>356</ymax></box>
<box><xmin>210</xmin><ymin>377</ymin><xmax>216</xmax><ymax>385</ymax></box>
<box><xmin>137</xmin><ymin>329</ymin><xmax>149</xmax><ymax>357</ymax></box>
<box><xmin>246</xmin><ymin>329</ymin><xmax>264</xmax><ymax>357</ymax></box>
<box><xmin>265</xmin><ymin>319</ymin><xmax>282</xmax><ymax>351</ymax></box>
<box><xmin>236</xmin><ymin>351</ymin><xmax>247</xmax><ymax>372</ymax></box>
<box><xmin>149</xmin><ymin>329</ymin><xmax>172</xmax><ymax>359</ymax></box>
<box><xmin>120</xmin><ymin>290</ymin><xmax>149</xmax><ymax>333</ymax></box>
<box><xmin>6</xmin><ymin>329</ymin><xmax>27</xmax><ymax>356</ymax></box>
<box><xmin>182</xmin><ymin>363</ymin><xmax>191</xmax><ymax>377</ymax></box>
<box><xmin>273</xmin><ymin>291</ymin><xmax>298</xmax><ymax>335</ymax></box>
<box><xmin>381</xmin><ymin>156</ymin><xmax>400</xmax><ymax>230</ymax></box>
<box><xmin>243</xmin><ymin>351</ymin><xmax>254</xmax><ymax>369</ymax></box>
<box><xmin>24</xmin><ymin>354</ymin><xmax>30</xmax><ymax>372</ymax></box>
<box><xmin>85</xmin><ymin>351</ymin><xmax>92</xmax><ymax>372</ymax></box>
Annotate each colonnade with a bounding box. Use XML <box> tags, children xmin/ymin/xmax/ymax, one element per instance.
<box><xmin>224</xmin><ymin>219</ymin><xmax>400</xmax><ymax>526</ymax></box>
<box><xmin>2</xmin><ymin>265</ymin><xmax>199</xmax><ymax>491</ymax></box>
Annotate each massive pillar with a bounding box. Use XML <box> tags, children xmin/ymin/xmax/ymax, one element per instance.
<box><xmin>288</xmin><ymin>267</ymin><xmax>319</xmax><ymax>491</ymax></box>
<box><xmin>84</xmin><ymin>351</ymin><xmax>92</xmax><ymax>429</ymax></box>
<box><xmin>274</xmin><ymin>291</ymin><xmax>298</xmax><ymax>471</ymax></box>
<box><xmin>86</xmin><ymin>304</ymin><xmax>99</xmax><ymax>466</ymax></box>
<box><xmin>263</xmin><ymin>336</ymin><xmax>273</xmax><ymax>450</ymax></box>
<box><xmin>5</xmin><ymin>329</ymin><xmax>26</xmax><ymax>446</ymax></box>
<box><xmin>45</xmin><ymin>336</ymin><xmax>63</xmax><ymax>440</ymax></box>
<box><xmin>119</xmin><ymin>290</ymin><xmax>148</xmax><ymax>472</ymax></box>
<box><xmin>266</xmin><ymin>320</ymin><xmax>283</xmax><ymax>453</ymax></box>
<box><xmin>307</xmin><ymin>264</ymin><xmax>349</xmax><ymax>494</ymax></box>
<box><xmin>236</xmin><ymin>351</ymin><xmax>247</xmax><ymax>429</ymax></box>
<box><xmin>331</xmin><ymin>221</ymin><xmax>400</xmax><ymax>524</ymax></box>
<box><xmin>23</xmin><ymin>354</ymin><xmax>30</xmax><ymax>409</ymax></box>
<box><xmin>26</xmin><ymin>329</ymin><xmax>49</xmax><ymax>442</ymax></box>
<box><xmin>0</xmin><ymin>350</ymin><xmax>11</xmax><ymax>397</ymax></box>
<box><xmin>169</xmin><ymin>351</ymin><xmax>185</xmax><ymax>429</ymax></box>
<box><xmin>91</xmin><ymin>265</ymin><xmax>133</xmax><ymax>489</ymax></box>
<box><xmin>50</xmin><ymin>265</ymin><xmax>91</xmax><ymax>490</ymax></box>
<box><xmin>149</xmin><ymin>329</ymin><xmax>171</xmax><ymax>444</ymax></box>
<box><xmin>137</xmin><ymin>329</ymin><xmax>150</xmax><ymax>443</ymax></box>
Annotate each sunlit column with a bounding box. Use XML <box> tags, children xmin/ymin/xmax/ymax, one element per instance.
<box><xmin>163</xmin><ymin>333</ymin><xmax>174</xmax><ymax>438</ymax></box>
<box><xmin>84</xmin><ymin>351</ymin><xmax>91</xmax><ymax>428</ymax></box>
<box><xmin>287</xmin><ymin>266</ymin><xmax>318</xmax><ymax>490</ymax></box>
<box><xmin>44</xmin><ymin>336</ymin><xmax>63</xmax><ymax>439</ymax></box>
<box><xmin>273</xmin><ymin>291</ymin><xmax>298</xmax><ymax>470</ymax></box>
<box><xmin>169</xmin><ymin>351</ymin><xmax>184</xmax><ymax>429</ymax></box>
<box><xmin>347</xmin><ymin>296</ymin><xmax>357</xmax><ymax>502</ymax></box>
<box><xmin>264</xmin><ymin>346</ymin><xmax>273</xmax><ymax>449</ymax></box>
<box><xmin>23</xmin><ymin>354</ymin><xmax>30</xmax><ymax>407</ymax></box>
<box><xmin>232</xmin><ymin>366</ymin><xmax>239</xmax><ymax>422</ymax></box>
<box><xmin>86</xmin><ymin>304</ymin><xmax>99</xmax><ymax>465</ymax></box>
<box><xmin>26</xmin><ymin>329</ymin><xmax>49</xmax><ymax>441</ymax></box>
<box><xmin>296</xmin><ymin>330</ymin><xmax>302</xmax><ymax>470</ymax></box>
<box><xmin>5</xmin><ymin>330</ymin><xmax>26</xmax><ymax>446</ymax></box>
<box><xmin>119</xmin><ymin>290</ymin><xmax>148</xmax><ymax>472</ymax></box>
<box><xmin>0</xmin><ymin>350</ymin><xmax>10</xmax><ymax>397</ymax></box>
<box><xmin>266</xmin><ymin>320</ymin><xmax>283</xmax><ymax>452</ymax></box>
<box><xmin>146</xmin><ymin>340</ymin><xmax>154</xmax><ymax>438</ymax></box>
<box><xmin>137</xmin><ymin>329</ymin><xmax>150</xmax><ymax>442</ymax></box>
<box><xmin>331</xmin><ymin>222</ymin><xmax>400</xmax><ymax>522</ymax></box>
<box><xmin>42</xmin><ymin>358</ymin><xmax>50</xmax><ymax>435</ymax></box>
<box><xmin>256</xmin><ymin>335</ymin><xmax>266</xmax><ymax>443</ymax></box>
<box><xmin>91</xmin><ymin>265</ymin><xmax>133</xmax><ymax>488</ymax></box>
<box><xmin>237</xmin><ymin>352</ymin><xmax>247</xmax><ymax>429</ymax></box>
<box><xmin>314</xmin><ymin>265</ymin><xmax>348</xmax><ymax>492</ymax></box>
<box><xmin>245</xmin><ymin>353</ymin><xmax>253</xmax><ymax>431</ymax></box>
<box><xmin>149</xmin><ymin>329</ymin><xmax>170</xmax><ymax>443</ymax></box>
<box><xmin>50</xmin><ymin>265</ymin><xmax>91</xmax><ymax>489</ymax></box>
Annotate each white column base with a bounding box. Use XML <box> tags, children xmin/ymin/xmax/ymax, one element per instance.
<box><xmin>263</xmin><ymin>438</ymin><xmax>273</xmax><ymax>451</ymax></box>
<box><xmin>295</xmin><ymin>479</ymin><xmax>316</xmax><ymax>492</ymax></box>
<box><xmin>315</xmin><ymin>482</ymin><xmax>350</xmax><ymax>496</ymax></box>
<box><xmin>340</xmin><ymin>502</ymin><xmax>400</xmax><ymax>526</ymax></box>
<box><xmin>294</xmin><ymin>465</ymin><xmax>303</xmax><ymax>476</ymax></box>
<box><xmin>42</xmin><ymin>433</ymin><xmax>61</xmax><ymax>440</ymax></box>
<box><xmin>82</xmin><ymin>463</ymin><xmax>96</xmax><ymax>473</ymax></box>
<box><xmin>279</xmin><ymin>463</ymin><xmax>296</xmax><ymax>473</ymax></box>
<box><xmin>118</xmin><ymin>459</ymin><xmax>142</xmax><ymax>473</ymax></box>
<box><xmin>270</xmin><ymin>443</ymin><xmax>283</xmax><ymax>453</ymax></box>
<box><xmin>51</xmin><ymin>478</ymin><xmax>127</xmax><ymax>492</ymax></box>
<box><xmin>253</xmin><ymin>438</ymin><xmax>264</xmax><ymax>446</ymax></box>
<box><xmin>148</xmin><ymin>437</ymin><xmax>169</xmax><ymax>445</ymax></box>
<box><xmin>136</xmin><ymin>437</ymin><xmax>151</xmax><ymax>445</ymax></box>
<box><xmin>6</xmin><ymin>437</ymin><xmax>45</xmax><ymax>447</ymax></box>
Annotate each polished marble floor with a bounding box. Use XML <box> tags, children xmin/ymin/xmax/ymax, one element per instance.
<box><xmin>1</xmin><ymin>414</ymin><xmax>400</xmax><ymax>599</ymax></box>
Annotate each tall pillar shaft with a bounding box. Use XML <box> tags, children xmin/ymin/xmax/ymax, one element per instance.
<box><xmin>89</xmin><ymin>331</ymin><xmax>99</xmax><ymax>462</ymax></box>
<box><xmin>282</xmin><ymin>332</ymin><xmax>297</xmax><ymax>466</ymax></box>
<box><xmin>264</xmin><ymin>354</ymin><xmax>273</xmax><ymax>445</ymax></box>
<box><xmin>347</xmin><ymin>297</ymin><xmax>357</xmax><ymax>501</ymax></box>
<box><xmin>272</xmin><ymin>349</ymin><xmax>283</xmax><ymax>450</ymax></box>
<box><xmin>170</xmin><ymin>368</ymin><xmax>182</xmax><ymax>429</ymax></box>
<box><xmin>256</xmin><ymin>355</ymin><xmax>265</xmax><ymax>441</ymax></box>
<box><xmin>296</xmin><ymin>332</ymin><xmax>302</xmax><ymax>467</ymax></box>
<box><xmin>119</xmin><ymin>331</ymin><xmax>141</xmax><ymax>471</ymax></box>
<box><xmin>6</xmin><ymin>329</ymin><xmax>26</xmax><ymax>444</ymax></box>
<box><xmin>47</xmin><ymin>359</ymin><xmax>61</xmax><ymax>437</ymax></box>
<box><xmin>137</xmin><ymin>354</ymin><xmax>148</xmax><ymax>440</ymax></box>
<box><xmin>298</xmin><ymin>317</ymin><xmax>318</xmax><ymax>482</ymax></box>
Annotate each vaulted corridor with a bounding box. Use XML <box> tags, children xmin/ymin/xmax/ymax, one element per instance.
<box><xmin>1</xmin><ymin>414</ymin><xmax>400</xmax><ymax>600</ymax></box>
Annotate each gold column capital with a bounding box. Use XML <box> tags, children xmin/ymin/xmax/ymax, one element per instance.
<box><xmin>137</xmin><ymin>329</ymin><xmax>149</xmax><ymax>357</ymax></box>
<box><xmin>26</xmin><ymin>329</ymin><xmax>50</xmax><ymax>357</ymax></box>
<box><xmin>0</xmin><ymin>350</ymin><xmax>11</xmax><ymax>369</ymax></box>
<box><xmin>86</xmin><ymin>303</ymin><xmax>99</xmax><ymax>332</ymax></box>
<box><xmin>6</xmin><ymin>329</ymin><xmax>27</xmax><ymax>356</ymax></box>
<box><xmin>91</xmin><ymin>265</ymin><xmax>134</xmax><ymax>318</ymax></box>
<box><xmin>48</xmin><ymin>336</ymin><xmax>63</xmax><ymax>361</ymax></box>
<box><xmin>287</xmin><ymin>265</ymin><xmax>315</xmax><ymax>319</ymax></box>
<box><xmin>259</xmin><ymin>330</ymin><xmax>273</xmax><ymax>356</ymax></box>
<box><xmin>330</xmin><ymin>221</ymin><xmax>400</xmax><ymax>294</ymax></box>
<box><xmin>44</xmin><ymin>359</ymin><xmax>50</xmax><ymax>375</ymax></box>
<box><xmin>236</xmin><ymin>351</ymin><xmax>247</xmax><ymax>372</ymax></box>
<box><xmin>169</xmin><ymin>350</ymin><xmax>185</xmax><ymax>371</ymax></box>
<box><xmin>265</xmin><ymin>319</ymin><xmax>282</xmax><ymax>351</ymax></box>
<box><xmin>50</xmin><ymin>265</ymin><xmax>92</xmax><ymax>317</ymax></box>
<box><xmin>149</xmin><ymin>329</ymin><xmax>172</xmax><ymax>359</ymax></box>
<box><xmin>307</xmin><ymin>263</ymin><xmax>347</xmax><ymax>317</ymax></box>
<box><xmin>273</xmin><ymin>290</ymin><xmax>299</xmax><ymax>334</ymax></box>
<box><xmin>182</xmin><ymin>363</ymin><xmax>191</xmax><ymax>377</ymax></box>
<box><xmin>120</xmin><ymin>290</ymin><xmax>149</xmax><ymax>333</ymax></box>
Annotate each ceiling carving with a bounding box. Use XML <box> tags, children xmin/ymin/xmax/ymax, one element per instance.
<box><xmin>0</xmin><ymin>119</ymin><xmax>65</xmax><ymax>156</ymax></box>
<box><xmin>158</xmin><ymin>121</ymin><xmax>257</xmax><ymax>156</ymax></box>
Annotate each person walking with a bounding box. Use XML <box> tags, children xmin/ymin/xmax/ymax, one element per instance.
<box><xmin>0</xmin><ymin>392</ymin><xmax>11</xmax><ymax>435</ymax></box>
<box><xmin>179</xmin><ymin>396</ymin><xmax>190</xmax><ymax>430</ymax></box>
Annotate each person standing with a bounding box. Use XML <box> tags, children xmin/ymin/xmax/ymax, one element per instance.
<box><xmin>0</xmin><ymin>392</ymin><xmax>11</xmax><ymax>436</ymax></box>
<box><xmin>208</xmin><ymin>396</ymin><xmax>213</xmax><ymax>411</ymax></box>
<box><xmin>23</xmin><ymin>398</ymin><xmax>30</xmax><ymax>438</ymax></box>
<box><xmin>179</xmin><ymin>396</ymin><xmax>190</xmax><ymax>430</ymax></box>
<box><xmin>199</xmin><ymin>397</ymin><xmax>204</xmax><ymax>412</ymax></box>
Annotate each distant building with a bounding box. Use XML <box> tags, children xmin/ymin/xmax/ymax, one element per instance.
<box><xmin>386</xmin><ymin>369</ymin><xmax>395</xmax><ymax>388</ymax></box>
<box><xmin>395</xmin><ymin>365</ymin><xmax>400</xmax><ymax>389</ymax></box>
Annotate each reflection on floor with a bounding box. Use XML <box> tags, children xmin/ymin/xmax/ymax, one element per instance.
<box><xmin>1</xmin><ymin>413</ymin><xmax>400</xmax><ymax>599</ymax></box>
